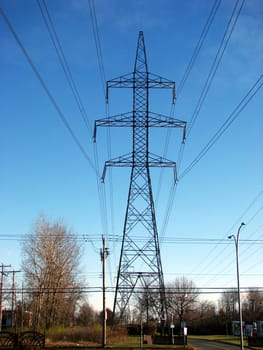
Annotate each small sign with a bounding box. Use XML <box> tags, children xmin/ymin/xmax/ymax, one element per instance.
<box><xmin>170</xmin><ymin>323</ymin><xmax>175</xmax><ymax>328</ymax></box>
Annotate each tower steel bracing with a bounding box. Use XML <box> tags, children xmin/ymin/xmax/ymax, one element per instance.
<box><xmin>94</xmin><ymin>31</ymin><xmax>186</xmax><ymax>324</ymax></box>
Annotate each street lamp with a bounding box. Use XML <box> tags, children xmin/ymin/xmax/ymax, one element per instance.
<box><xmin>228</xmin><ymin>222</ymin><xmax>245</xmax><ymax>350</ymax></box>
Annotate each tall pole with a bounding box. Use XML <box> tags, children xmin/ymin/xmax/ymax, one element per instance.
<box><xmin>0</xmin><ymin>264</ymin><xmax>11</xmax><ymax>330</ymax></box>
<box><xmin>228</xmin><ymin>222</ymin><xmax>245</xmax><ymax>350</ymax></box>
<box><xmin>101</xmin><ymin>236</ymin><xmax>109</xmax><ymax>348</ymax></box>
<box><xmin>21</xmin><ymin>282</ymin><xmax>24</xmax><ymax>331</ymax></box>
<box><xmin>8</xmin><ymin>270</ymin><xmax>21</xmax><ymax>329</ymax></box>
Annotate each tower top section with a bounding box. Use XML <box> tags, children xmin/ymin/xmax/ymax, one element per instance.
<box><xmin>134</xmin><ymin>31</ymin><xmax>148</xmax><ymax>73</ymax></box>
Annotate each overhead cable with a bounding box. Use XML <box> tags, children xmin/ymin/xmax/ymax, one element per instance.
<box><xmin>177</xmin><ymin>0</ymin><xmax>221</xmax><ymax>98</ymax></box>
<box><xmin>2</xmin><ymin>286</ymin><xmax>263</xmax><ymax>295</ymax></box>
<box><xmin>37</xmin><ymin>1</ymin><xmax>111</xmax><ymax>246</ymax></box>
<box><xmin>187</xmin><ymin>0</ymin><xmax>245</xmax><ymax>137</ymax></box>
<box><xmin>88</xmin><ymin>0</ymin><xmax>107</xmax><ymax>96</ymax></box>
<box><xmin>158</xmin><ymin>0</ymin><xmax>221</xmax><ymax>240</ymax></box>
<box><xmin>179</xmin><ymin>74</ymin><xmax>263</xmax><ymax>180</ymax></box>
<box><xmin>189</xmin><ymin>190</ymin><xmax>263</xmax><ymax>282</ymax></box>
<box><xmin>37</xmin><ymin>0</ymin><xmax>93</xmax><ymax>135</ymax></box>
<box><xmin>0</xmin><ymin>7</ymin><xmax>99</xmax><ymax>178</ymax></box>
<box><xmin>1</xmin><ymin>233</ymin><xmax>262</xmax><ymax>245</ymax></box>
<box><xmin>88</xmin><ymin>0</ymin><xmax>115</xmax><ymax>286</ymax></box>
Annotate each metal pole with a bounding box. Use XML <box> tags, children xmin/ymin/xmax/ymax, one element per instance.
<box><xmin>101</xmin><ymin>236</ymin><xmax>109</xmax><ymax>348</ymax></box>
<box><xmin>228</xmin><ymin>222</ymin><xmax>245</xmax><ymax>350</ymax></box>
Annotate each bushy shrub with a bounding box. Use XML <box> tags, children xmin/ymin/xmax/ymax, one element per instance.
<box><xmin>127</xmin><ymin>323</ymin><xmax>141</xmax><ymax>335</ymax></box>
<box><xmin>47</xmin><ymin>325</ymin><xmax>101</xmax><ymax>344</ymax></box>
<box><xmin>143</xmin><ymin>321</ymin><xmax>156</xmax><ymax>335</ymax></box>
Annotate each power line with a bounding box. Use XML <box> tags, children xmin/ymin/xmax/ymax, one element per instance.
<box><xmin>36</xmin><ymin>0</ymin><xmax>112</xmax><ymax>244</ymax></box>
<box><xmin>88</xmin><ymin>0</ymin><xmax>107</xmax><ymax>96</ymax></box>
<box><xmin>158</xmin><ymin>0</ymin><xmax>240</xmax><ymax>242</ymax></box>
<box><xmin>226</xmin><ymin>190</ymin><xmax>263</xmax><ymax>237</ymax></box>
<box><xmin>37</xmin><ymin>0</ymin><xmax>93</xmax><ymax>135</ymax></box>
<box><xmin>177</xmin><ymin>0</ymin><xmax>221</xmax><ymax>98</ymax></box>
<box><xmin>37</xmin><ymin>0</ymin><xmax>111</xmax><ymax>240</ymax></box>
<box><xmin>186</xmin><ymin>0</ymin><xmax>245</xmax><ymax>137</ymax></box>
<box><xmin>2</xmin><ymin>286</ymin><xmax>263</xmax><ymax>295</ymax></box>
<box><xmin>88</xmin><ymin>0</ymin><xmax>115</xmax><ymax>288</ymax></box>
<box><xmin>179</xmin><ymin>74</ymin><xmax>263</xmax><ymax>180</ymax></box>
<box><xmin>159</xmin><ymin>0</ymin><xmax>246</xmax><ymax>238</ymax></box>
<box><xmin>188</xmin><ymin>190</ymin><xmax>263</xmax><ymax>283</ymax></box>
<box><xmin>0</xmin><ymin>7</ymin><xmax>100</xmax><ymax>178</ymax></box>
<box><xmin>1</xmin><ymin>233</ymin><xmax>262</xmax><ymax>245</ymax></box>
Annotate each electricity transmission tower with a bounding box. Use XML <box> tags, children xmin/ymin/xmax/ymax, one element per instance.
<box><xmin>94</xmin><ymin>31</ymin><xmax>186</xmax><ymax>324</ymax></box>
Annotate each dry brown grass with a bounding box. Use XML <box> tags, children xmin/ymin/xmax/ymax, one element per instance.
<box><xmin>46</xmin><ymin>325</ymin><xmax>128</xmax><ymax>347</ymax></box>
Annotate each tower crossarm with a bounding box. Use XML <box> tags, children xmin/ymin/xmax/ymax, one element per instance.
<box><xmin>148</xmin><ymin>111</ymin><xmax>186</xmax><ymax>129</ymax></box>
<box><xmin>148</xmin><ymin>112</ymin><xmax>186</xmax><ymax>143</ymax></box>
<box><xmin>93</xmin><ymin>112</ymin><xmax>186</xmax><ymax>143</ymax></box>
<box><xmin>106</xmin><ymin>73</ymin><xmax>176</xmax><ymax>103</ymax></box>
<box><xmin>148</xmin><ymin>73</ymin><xmax>176</xmax><ymax>103</ymax></box>
<box><xmin>101</xmin><ymin>153</ymin><xmax>178</xmax><ymax>182</ymax></box>
<box><xmin>93</xmin><ymin>112</ymin><xmax>133</xmax><ymax>142</ymax></box>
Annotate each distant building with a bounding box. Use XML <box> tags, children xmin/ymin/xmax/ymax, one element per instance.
<box><xmin>255</xmin><ymin>321</ymin><xmax>263</xmax><ymax>337</ymax></box>
<box><xmin>232</xmin><ymin>320</ymin><xmax>263</xmax><ymax>337</ymax></box>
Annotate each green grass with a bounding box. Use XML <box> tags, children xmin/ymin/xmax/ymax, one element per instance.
<box><xmin>189</xmin><ymin>334</ymin><xmax>247</xmax><ymax>346</ymax></box>
<box><xmin>109</xmin><ymin>335</ymin><xmax>140</xmax><ymax>347</ymax></box>
<box><xmin>109</xmin><ymin>335</ymin><xmax>193</xmax><ymax>349</ymax></box>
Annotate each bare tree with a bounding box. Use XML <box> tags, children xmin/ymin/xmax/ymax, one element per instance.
<box><xmin>218</xmin><ymin>289</ymin><xmax>238</xmax><ymax>335</ymax></box>
<box><xmin>21</xmin><ymin>215</ymin><xmax>83</xmax><ymax>329</ymax></box>
<box><xmin>166</xmin><ymin>277</ymin><xmax>199</xmax><ymax>329</ymax></box>
<box><xmin>135</xmin><ymin>283</ymin><xmax>159</xmax><ymax>322</ymax></box>
<box><xmin>243</xmin><ymin>289</ymin><xmax>263</xmax><ymax>322</ymax></box>
<box><xmin>76</xmin><ymin>302</ymin><xmax>99</xmax><ymax>326</ymax></box>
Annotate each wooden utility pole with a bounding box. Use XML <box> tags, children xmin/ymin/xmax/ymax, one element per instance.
<box><xmin>0</xmin><ymin>264</ymin><xmax>11</xmax><ymax>330</ymax></box>
<box><xmin>7</xmin><ymin>269</ymin><xmax>21</xmax><ymax>329</ymax></box>
<box><xmin>100</xmin><ymin>236</ymin><xmax>109</xmax><ymax>348</ymax></box>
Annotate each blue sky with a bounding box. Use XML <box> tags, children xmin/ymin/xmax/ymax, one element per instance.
<box><xmin>1</xmin><ymin>0</ymin><xmax>262</xmax><ymax>311</ymax></box>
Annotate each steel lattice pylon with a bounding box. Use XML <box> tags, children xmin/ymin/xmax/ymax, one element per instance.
<box><xmin>94</xmin><ymin>31</ymin><xmax>186</xmax><ymax>324</ymax></box>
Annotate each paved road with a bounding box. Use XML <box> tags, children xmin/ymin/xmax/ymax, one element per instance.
<box><xmin>189</xmin><ymin>338</ymin><xmax>251</xmax><ymax>350</ymax></box>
